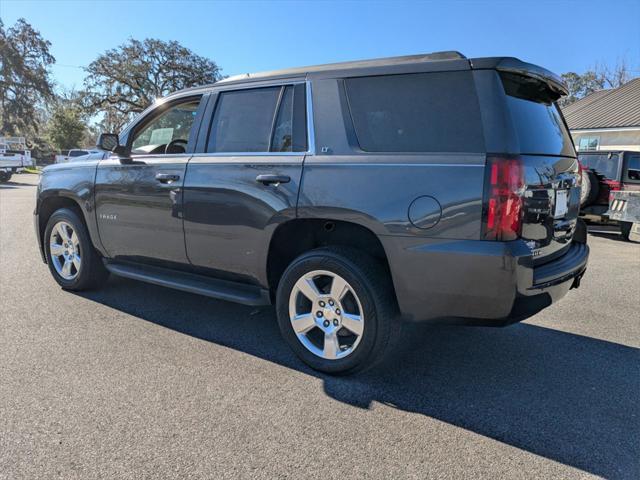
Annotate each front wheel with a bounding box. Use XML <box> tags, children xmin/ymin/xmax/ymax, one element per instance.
<box><xmin>276</xmin><ymin>247</ymin><xmax>399</xmax><ymax>375</ymax></box>
<box><xmin>44</xmin><ymin>208</ymin><xmax>109</xmax><ymax>290</ymax></box>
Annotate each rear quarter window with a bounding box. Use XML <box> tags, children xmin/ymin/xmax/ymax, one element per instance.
<box><xmin>344</xmin><ymin>71</ymin><xmax>484</xmax><ymax>153</ymax></box>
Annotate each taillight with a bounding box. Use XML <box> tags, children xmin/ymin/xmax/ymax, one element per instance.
<box><xmin>482</xmin><ymin>156</ymin><xmax>525</xmax><ymax>241</ymax></box>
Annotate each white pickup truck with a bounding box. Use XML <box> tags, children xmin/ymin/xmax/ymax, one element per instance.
<box><xmin>0</xmin><ymin>137</ymin><xmax>33</xmax><ymax>183</ymax></box>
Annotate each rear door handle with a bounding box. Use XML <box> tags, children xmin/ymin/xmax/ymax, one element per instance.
<box><xmin>256</xmin><ymin>174</ymin><xmax>290</xmax><ymax>186</ymax></box>
<box><xmin>155</xmin><ymin>173</ymin><xmax>180</xmax><ymax>183</ymax></box>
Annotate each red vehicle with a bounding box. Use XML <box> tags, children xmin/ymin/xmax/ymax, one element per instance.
<box><xmin>579</xmin><ymin>151</ymin><xmax>640</xmax><ymax>232</ymax></box>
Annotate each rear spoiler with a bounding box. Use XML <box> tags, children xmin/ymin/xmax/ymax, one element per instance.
<box><xmin>470</xmin><ymin>57</ymin><xmax>568</xmax><ymax>98</ymax></box>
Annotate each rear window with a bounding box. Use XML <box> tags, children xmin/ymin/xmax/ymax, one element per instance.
<box><xmin>624</xmin><ymin>153</ymin><xmax>640</xmax><ymax>182</ymax></box>
<box><xmin>578</xmin><ymin>153</ymin><xmax>621</xmax><ymax>180</ymax></box>
<box><xmin>69</xmin><ymin>150</ymin><xmax>88</xmax><ymax>157</ymax></box>
<box><xmin>344</xmin><ymin>72</ymin><xmax>484</xmax><ymax>153</ymax></box>
<box><xmin>500</xmin><ymin>72</ymin><xmax>574</xmax><ymax>157</ymax></box>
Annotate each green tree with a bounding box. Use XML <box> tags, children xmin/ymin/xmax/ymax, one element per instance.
<box><xmin>82</xmin><ymin>38</ymin><xmax>222</xmax><ymax>131</ymax></box>
<box><xmin>559</xmin><ymin>60</ymin><xmax>635</xmax><ymax>107</ymax></box>
<box><xmin>559</xmin><ymin>71</ymin><xmax>604</xmax><ymax>107</ymax></box>
<box><xmin>45</xmin><ymin>103</ymin><xmax>88</xmax><ymax>150</ymax></box>
<box><xmin>0</xmin><ymin>18</ymin><xmax>55</xmax><ymax>135</ymax></box>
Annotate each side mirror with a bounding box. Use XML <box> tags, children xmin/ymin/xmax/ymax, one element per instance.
<box><xmin>96</xmin><ymin>133</ymin><xmax>131</xmax><ymax>163</ymax></box>
<box><xmin>96</xmin><ymin>133</ymin><xmax>119</xmax><ymax>152</ymax></box>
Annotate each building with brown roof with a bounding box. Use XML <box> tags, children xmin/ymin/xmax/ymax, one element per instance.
<box><xmin>563</xmin><ymin>78</ymin><xmax>640</xmax><ymax>152</ymax></box>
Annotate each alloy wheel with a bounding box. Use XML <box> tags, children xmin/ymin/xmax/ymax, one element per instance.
<box><xmin>288</xmin><ymin>270</ymin><xmax>365</xmax><ymax>360</ymax></box>
<box><xmin>49</xmin><ymin>221</ymin><xmax>81</xmax><ymax>280</ymax></box>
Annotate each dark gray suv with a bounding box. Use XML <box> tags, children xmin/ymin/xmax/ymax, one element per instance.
<box><xmin>35</xmin><ymin>52</ymin><xmax>589</xmax><ymax>374</ymax></box>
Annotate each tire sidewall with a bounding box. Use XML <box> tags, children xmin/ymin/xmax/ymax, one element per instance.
<box><xmin>580</xmin><ymin>169</ymin><xmax>591</xmax><ymax>206</ymax></box>
<box><xmin>584</xmin><ymin>170</ymin><xmax>600</xmax><ymax>206</ymax></box>
<box><xmin>44</xmin><ymin>209</ymin><xmax>93</xmax><ymax>289</ymax></box>
<box><xmin>276</xmin><ymin>250</ymin><xmax>381</xmax><ymax>374</ymax></box>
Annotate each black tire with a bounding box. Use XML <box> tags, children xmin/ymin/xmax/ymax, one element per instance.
<box><xmin>44</xmin><ymin>208</ymin><xmax>109</xmax><ymax>291</ymax></box>
<box><xmin>276</xmin><ymin>247</ymin><xmax>399</xmax><ymax>375</ymax></box>
<box><xmin>580</xmin><ymin>170</ymin><xmax>600</xmax><ymax>207</ymax></box>
<box><xmin>0</xmin><ymin>171</ymin><xmax>11</xmax><ymax>183</ymax></box>
<box><xmin>620</xmin><ymin>222</ymin><xmax>632</xmax><ymax>241</ymax></box>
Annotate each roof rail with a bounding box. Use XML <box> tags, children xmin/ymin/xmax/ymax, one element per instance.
<box><xmin>420</xmin><ymin>51</ymin><xmax>467</xmax><ymax>60</ymax></box>
<box><xmin>216</xmin><ymin>51</ymin><xmax>468</xmax><ymax>85</ymax></box>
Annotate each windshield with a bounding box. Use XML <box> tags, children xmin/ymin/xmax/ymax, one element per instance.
<box><xmin>578</xmin><ymin>153</ymin><xmax>621</xmax><ymax>180</ymax></box>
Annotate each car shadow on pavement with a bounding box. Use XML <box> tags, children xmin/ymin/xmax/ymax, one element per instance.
<box><xmin>78</xmin><ymin>275</ymin><xmax>639</xmax><ymax>480</ymax></box>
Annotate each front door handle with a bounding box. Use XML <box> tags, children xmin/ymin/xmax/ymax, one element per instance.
<box><xmin>155</xmin><ymin>173</ymin><xmax>180</xmax><ymax>184</ymax></box>
<box><xmin>256</xmin><ymin>174</ymin><xmax>290</xmax><ymax>186</ymax></box>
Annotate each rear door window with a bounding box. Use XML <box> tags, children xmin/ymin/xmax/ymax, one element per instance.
<box><xmin>344</xmin><ymin>71</ymin><xmax>484</xmax><ymax>153</ymax></box>
<box><xmin>207</xmin><ymin>85</ymin><xmax>307</xmax><ymax>153</ymax></box>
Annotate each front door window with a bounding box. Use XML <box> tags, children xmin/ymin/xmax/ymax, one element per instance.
<box><xmin>131</xmin><ymin>99</ymin><xmax>200</xmax><ymax>155</ymax></box>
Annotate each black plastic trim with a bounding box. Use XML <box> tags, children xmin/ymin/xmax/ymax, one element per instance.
<box><xmin>104</xmin><ymin>260</ymin><xmax>271</xmax><ymax>306</ymax></box>
<box><xmin>532</xmin><ymin>242</ymin><xmax>589</xmax><ymax>288</ymax></box>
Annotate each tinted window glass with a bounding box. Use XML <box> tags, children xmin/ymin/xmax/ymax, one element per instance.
<box><xmin>271</xmin><ymin>86</ymin><xmax>294</xmax><ymax>152</ymax></box>
<box><xmin>208</xmin><ymin>87</ymin><xmax>280</xmax><ymax>153</ymax></box>
<box><xmin>578</xmin><ymin>153</ymin><xmax>621</xmax><ymax>180</ymax></box>
<box><xmin>626</xmin><ymin>154</ymin><xmax>640</xmax><ymax>181</ymax></box>
<box><xmin>69</xmin><ymin>150</ymin><xmax>88</xmax><ymax>157</ymax></box>
<box><xmin>344</xmin><ymin>72</ymin><xmax>484</xmax><ymax>153</ymax></box>
<box><xmin>500</xmin><ymin>73</ymin><xmax>574</xmax><ymax>156</ymax></box>
<box><xmin>132</xmin><ymin>99</ymin><xmax>200</xmax><ymax>154</ymax></box>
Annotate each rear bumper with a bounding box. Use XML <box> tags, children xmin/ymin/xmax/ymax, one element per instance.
<box><xmin>381</xmin><ymin>233</ymin><xmax>589</xmax><ymax>326</ymax></box>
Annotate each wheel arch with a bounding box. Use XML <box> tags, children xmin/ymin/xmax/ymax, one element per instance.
<box><xmin>37</xmin><ymin>192</ymin><xmax>103</xmax><ymax>262</ymax></box>
<box><xmin>265</xmin><ymin>218</ymin><xmax>397</xmax><ymax>301</ymax></box>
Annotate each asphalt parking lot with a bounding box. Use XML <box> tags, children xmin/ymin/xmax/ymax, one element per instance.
<box><xmin>1</xmin><ymin>173</ymin><xmax>639</xmax><ymax>479</ymax></box>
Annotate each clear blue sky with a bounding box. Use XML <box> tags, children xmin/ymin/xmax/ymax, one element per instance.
<box><xmin>2</xmin><ymin>0</ymin><xmax>639</xmax><ymax>91</ymax></box>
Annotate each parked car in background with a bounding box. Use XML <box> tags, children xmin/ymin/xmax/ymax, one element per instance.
<box><xmin>34</xmin><ymin>52</ymin><xmax>589</xmax><ymax>374</ymax></box>
<box><xmin>68</xmin><ymin>150</ymin><xmax>111</xmax><ymax>162</ymax></box>
<box><xmin>579</xmin><ymin>150</ymin><xmax>640</xmax><ymax>236</ymax></box>
<box><xmin>0</xmin><ymin>137</ymin><xmax>33</xmax><ymax>183</ymax></box>
<box><xmin>55</xmin><ymin>149</ymin><xmax>102</xmax><ymax>163</ymax></box>
<box><xmin>53</xmin><ymin>150</ymin><xmax>70</xmax><ymax>163</ymax></box>
<box><xmin>607</xmin><ymin>190</ymin><xmax>640</xmax><ymax>241</ymax></box>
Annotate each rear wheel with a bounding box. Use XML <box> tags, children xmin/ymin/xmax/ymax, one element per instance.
<box><xmin>0</xmin><ymin>170</ymin><xmax>11</xmax><ymax>183</ymax></box>
<box><xmin>276</xmin><ymin>247</ymin><xmax>399</xmax><ymax>375</ymax></box>
<box><xmin>44</xmin><ymin>208</ymin><xmax>109</xmax><ymax>290</ymax></box>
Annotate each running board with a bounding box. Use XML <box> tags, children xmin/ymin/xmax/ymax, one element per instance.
<box><xmin>104</xmin><ymin>261</ymin><xmax>271</xmax><ymax>306</ymax></box>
